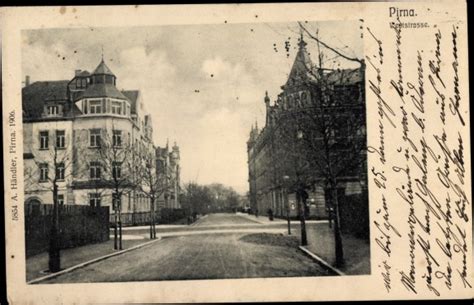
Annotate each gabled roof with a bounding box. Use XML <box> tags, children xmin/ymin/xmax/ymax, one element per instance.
<box><xmin>92</xmin><ymin>59</ymin><xmax>115</xmax><ymax>76</ymax></box>
<box><xmin>78</xmin><ymin>70</ymin><xmax>91</xmax><ymax>77</ymax></box>
<box><xmin>22</xmin><ymin>80</ymin><xmax>69</xmax><ymax>119</ymax></box>
<box><xmin>285</xmin><ymin>37</ymin><xmax>316</xmax><ymax>86</ymax></box>
<box><xmin>75</xmin><ymin>83</ymin><xmax>128</xmax><ymax>100</ymax></box>
<box><xmin>122</xmin><ymin>90</ymin><xmax>139</xmax><ymax>114</ymax></box>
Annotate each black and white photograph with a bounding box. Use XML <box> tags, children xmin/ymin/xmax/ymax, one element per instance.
<box><xmin>3</xmin><ymin>2</ymin><xmax>471</xmax><ymax>303</ymax></box>
<box><xmin>21</xmin><ymin>20</ymin><xmax>369</xmax><ymax>284</ymax></box>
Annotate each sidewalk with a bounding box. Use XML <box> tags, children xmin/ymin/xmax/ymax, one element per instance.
<box><xmin>121</xmin><ymin>214</ymin><xmax>206</xmax><ymax>230</ymax></box>
<box><xmin>297</xmin><ymin>223</ymin><xmax>370</xmax><ymax>275</ymax></box>
<box><xmin>122</xmin><ymin>224</ymin><xmax>188</xmax><ymax>231</ymax></box>
<box><xmin>236</xmin><ymin>212</ymin><xmax>328</xmax><ymax>225</ymax></box>
<box><xmin>236</xmin><ymin>212</ymin><xmax>286</xmax><ymax>224</ymax></box>
<box><xmin>26</xmin><ymin>238</ymin><xmax>149</xmax><ymax>282</ymax></box>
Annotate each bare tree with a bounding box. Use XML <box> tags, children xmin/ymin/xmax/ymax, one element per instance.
<box><xmin>135</xmin><ymin>148</ymin><xmax>169</xmax><ymax>239</ymax></box>
<box><xmin>181</xmin><ymin>182</ymin><xmax>213</xmax><ymax>215</ymax></box>
<box><xmin>24</xmin><ymin>126</ymin><xmax>87</xmax><ymax>272</ymax></box>
<box><xmin>271</xmin><ymin>114</ymin><xmax>312</xmax><ymax>245</ymax></box>
<box><xmin>94</xmin><ymin>123</ymin><xmax>136</xmax><ymax>250</ymax></box>
<box><xmin>272</xmin><ymin>23</ymin><xmax>367</xmax><ymax>266</ymax></box>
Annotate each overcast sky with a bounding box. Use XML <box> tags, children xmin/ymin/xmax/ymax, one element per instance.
<box><xmin>22</xmin><ymin>21</ymin><xmax>363</xmax><ymax>194</ymax></box>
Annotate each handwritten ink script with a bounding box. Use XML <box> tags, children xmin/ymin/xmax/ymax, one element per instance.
<box><xmin>367</xmin><ymin>11</ymin><xmax>470</xmax><ymax>298</ymax></box>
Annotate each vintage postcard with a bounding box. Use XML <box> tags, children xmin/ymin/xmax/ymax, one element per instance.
<box><xmin>1</xmin><ymin>1</ymin><xmax>471</xmax><ymax>303</ymax></box>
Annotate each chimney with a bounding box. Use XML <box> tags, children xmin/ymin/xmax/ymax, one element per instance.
<box><xmin>25</xmin><ymin>75</ymin><xmax>30</xmax><ymax>87</ymax></box>
<box><xmin>75</xmin><ymin>69</ymin><xmax>82</xmax><ymax>76</ymax></box>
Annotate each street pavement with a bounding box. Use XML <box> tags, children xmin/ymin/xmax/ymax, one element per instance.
<box><xmin>193</xmin><ymin>212</ymin><xmax>261</xmax><ymax>226</ymax></box>
<box><xmin>39</xmin><ymin>213</ymin><xmax>331</xmax><ymax>283</ymax></box>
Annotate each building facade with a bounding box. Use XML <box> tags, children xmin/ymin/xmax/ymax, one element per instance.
<box><xmin>155</xmin><ymin>141</ymin><xmax>181</xmax><ymax>209</ymax></box>
<box><xmin>247</xmin><ymin>35</ymin><xmax>367</xmax><ymax>219</ymax></box>
<box><xmin>22</xmin><ymin>58</ymin><xmax>157</xmax><ymax>214</ymax></box>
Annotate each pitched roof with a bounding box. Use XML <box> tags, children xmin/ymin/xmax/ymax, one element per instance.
<box><xmin>326</xmin><ymin>68</ymin><xmax>362</xmax><ymax>85</ymax></box>
<box><xmin>285</xmin><ymin>37</ymin><xmax>316</xmax><ymax>86</ymax></box>
<box><xmin>22</xmin><ymin>80</ymin><xmax>69</xmax><ymax>119</ymax></box>
<box><xmin>76</xmin><ymin>83</ymin><xmax>128</xmax><ymax>100</ymax></box>
<box><xmin>92</xmin><ymin>60</ymin><xmax>115</xmax><ymax>76</ymax></box>
<box><xmin>122</xmin><ymin>90</ymin><xmax>139</xmax><ymax>114</ymax></box>
<box><xmin>78</xmin><ymin>70</ymin><xmax>91</xmax><ymax>77</ymax></box>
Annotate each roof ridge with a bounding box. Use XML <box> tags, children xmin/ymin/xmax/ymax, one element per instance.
<box><xmin>92</xmin><ymin>59</ymin><xmax>115</xmax><ymax>76</ymax></box>
<box><xmin>28</xmin><ymin>79</ymin><xmax>70</xmax><ymax>85</ymax></box>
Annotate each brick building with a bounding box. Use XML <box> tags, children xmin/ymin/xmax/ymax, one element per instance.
<box><xmin>247</xmin><ymin>35</ymin><xmax>367</xmax><ymax>219</ymax></box>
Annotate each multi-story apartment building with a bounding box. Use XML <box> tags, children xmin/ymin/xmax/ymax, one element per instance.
<box><xmin>22</xmin><ymin>58</ymin><xmax>156</xmax><ymax>214</ymax></box>
<box><xmin>247</xmin><ymin>35</ymin><xmax>367</xmax><ymax>219</ymax></box>
<box><xmin>155</xmin><ymin>141</ymin><xmax>181</xmax><ymax>209</ymax></box>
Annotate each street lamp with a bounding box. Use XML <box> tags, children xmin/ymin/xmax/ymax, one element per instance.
<box><xmin>295</xmin><ymin>129</ymin><xmax>308</xmax><ymax>246</ymax></box>
<box><xmin>283</xmin><ymin>175</ymin><xmax>291</xmax><ymax>235</ymax></box>
<box><xmin>48</xmin><ymin>190</ymin><xmax>61</xmax><ymax>272</ymax></box>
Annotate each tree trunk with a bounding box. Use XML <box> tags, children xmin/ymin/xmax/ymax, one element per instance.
<box><xmin>118</xmin><ymin>207</ymin><xmax>123</xmax><ymax>250</ymax></box>
<box><xmin>331</xmin><ymin>186</ymin><xmax>344</xmax><ymax>267</ymax></box>
<box><xmin>48</xmin><ymin>183</ymin><xmax>61</xmax><ymax>272</ymax></box>
<box><xmin>149</xmin><ymin>199</ymin><xmax>153</xmax><ymax>239</ymax></box>
<box><xmin>150</xmin><ymin>196</ymin><xmax>156</xmax><ymax>239</ymax></box>
<box><xmin>297</xmin><ymin>191</ymin><xmax>308</xmax><ymax>246</ymax></box>
<box><xmin>114</xmin><ymin>201</ymin><xmax>118</xmax><ymax>250</ymax></box>
<box><xmin>286</xmin><ymin>188</ymin><xmax>291</xmax><ymax>235</ymax></box>
<box><xmin>153</xmin><ymin>198</ymin><xmax>156</xmax><ymax>239</ymax></box>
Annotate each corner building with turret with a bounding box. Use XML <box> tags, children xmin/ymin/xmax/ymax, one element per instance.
<box><xmin>22</xmin><ymin>58</ymin><xmax>157</xmax><ymax>216</ymax></box>
<box><xmin>247</xmin><ymin>35</ymin><xmax>367</xmax><ymax>220</ymax></box>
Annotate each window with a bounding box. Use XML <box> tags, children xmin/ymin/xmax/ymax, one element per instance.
<box><xmin>301</xmin><ymin>91</ymin><xmax>311</xmax><ymax>106</ymax></box>
<box><xmin>56</xmin><ymin>162</ymin><xmax>65</xmax><ymax>180</ymax></box>
<box><xmin>89</xmin><ymin>100</ymin><xmax>102</xmax><ymax>114</ymax></box>
<box><xmin>90</xmin><ymin>161</ymin><xmax>101</xmax><ymax>179</ymax></box>
<box><xmin>105</xmin><ymin>75</ymin><xmax>115</xmax><ymax>84</ymax></box>
<box><xmin>112</xmin><ymin>162</ymin><xmax>122</xmax><ymax>179</ymax></box>
<box><xmin>47</xmin><ymin>105</ymin><xmax>59</xmax><ymax>116</ymax></box>
<box><xmin>57</xmin><ymin>194</ymin><xmax>64</xmax><ymax>206</ymax></box>
<box><xmin>39</xmin><ymin>131</ymin><xmax>49</xmax><ymax>149</ymax></box>
<box><xmin>113</xmin><ymin>130</ymin><xmax>122</xmax><ymax>147</ymax></box>
<box><xmin>111</xmin><ymin>101</ymin><xmax>122</xmax><ymax>115</ymax></box>
<box><xmin>90</xmin><ymin>129</ymin><xmax>101</xmax><ymax>147</ymax></box>
<box><xmin>56</xmin><ymin>130</ymin><xmax>65</xmax><ymax>148</ymax></box>
<box><xmin>89</xmin><ymin>193</ymin><xmax>101</xmax><ymax>207</ymax></box>
<box><xmin>39</xmin><ymin>163</ymin><xmax>48</xmax><ymax>182</ymax></box>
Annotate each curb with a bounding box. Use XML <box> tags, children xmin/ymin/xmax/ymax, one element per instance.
<box><xmin>27</xmin><ymin>237</ymin><xmax>162</xmax><ymax>284</ymax></box>
<box><xmin>190</xmin><ymin>214</ymin><xmax>208</xmax><ymax>226</ymax></box>
<box><xmin>237</xmin><ymin>214</ymin><xmax>273</xmax><ymax>225</ymax></box>
<box><xmin>298</xmin><ymin>246</ymin><xmax>346</xmax><ymax>276</ymax></box>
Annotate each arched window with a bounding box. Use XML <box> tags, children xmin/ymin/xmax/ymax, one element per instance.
<box><xmin>295</xmin><ymin>94</ymin><xmax>302</xmax><ymax>108</ymax></box>
<box><xmin>301</xmin><ymin>92</ymin><xmax>307</xmax><ymax>106</ymax></box>
<box><xmin>26</xmin><ymin>198</ymin><xmax>42</xmax><ymax>215</ymax></box>
<box><xmin>288</xmin><ymin>95</ymin><xmax>294</xmax><ymax>108</ymax></box>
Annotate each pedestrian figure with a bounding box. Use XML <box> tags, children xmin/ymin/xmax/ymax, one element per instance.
<box><xmin>268</xmin><ymin>208</ymin><xmax>274</xmax><ymax>221</ymax></box>
<box><xmin>255</xmin><ymin>208</ymin><xmax>259</xmax><ymax>218</ymax></box>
